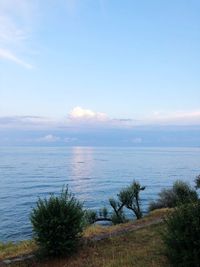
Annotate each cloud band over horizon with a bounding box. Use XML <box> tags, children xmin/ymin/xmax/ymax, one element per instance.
<box><xmin>1</xmin><ymin>107</ymin><xmax>200</xmax><ymax>131</ymax></box>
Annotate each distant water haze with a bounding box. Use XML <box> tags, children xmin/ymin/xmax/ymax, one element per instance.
<box><xmin>0</xmin><ymin>146</ymin><xmax>200</xmax><ymax>242</ymax></box>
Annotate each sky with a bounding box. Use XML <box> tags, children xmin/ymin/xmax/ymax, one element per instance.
<box><xmin>0</xmin><ymin>0</ymin><xmax>200</xmax><ymax>146</ymax></box>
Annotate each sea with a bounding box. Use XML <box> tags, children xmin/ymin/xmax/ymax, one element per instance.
<box><xmin>0</xmin><ymin>146</ymin><xmax>200</xmax><ymax>242</ymax></box>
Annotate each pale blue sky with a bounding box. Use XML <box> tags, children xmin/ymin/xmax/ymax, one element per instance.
<box><xmin>0</xmin><ymin>0</ymin><xmax>200</xmax><ymax>128</ymax></box>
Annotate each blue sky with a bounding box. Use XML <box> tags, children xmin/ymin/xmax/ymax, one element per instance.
<box><xmin>0</xmin><ymin>0</ymin><xmax>200</xmax><ymax>145</ymax></box>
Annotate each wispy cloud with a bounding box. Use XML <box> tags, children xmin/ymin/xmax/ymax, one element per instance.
<box><xmin>0</xmin><ymin>15</ymin><xmax>27</xmax><ymax>44</ymax></box>
<box><xmin>0</xmin><ymin>0</ymin><xmax>36</xmax><ymax>68</ymax></box>
<box><xmin>0</xmin><ymin>116</ymin><xmax>57</xmax><ymax>129</ymax></box>
<box><xmin>37</xmin><ymin>134</ymin><xmax>60</xmax><ymax>143</ymax></box>
<box><xmin>144</xmin><ymin>111</ymin><xmax>200</xmax><ymax>125</ymax></box>
<box><xmin>0</xmin><ymin>48</ymin><xmax>33</xmax><ymax>69</ymax></box>
<box><xmin>1</xmin><ymin>109</ymin><xmax>200</xmax><ymax>130</ymax></box>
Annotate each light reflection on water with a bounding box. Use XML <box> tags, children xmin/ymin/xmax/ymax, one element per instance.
<box><xmin>0</xmin><ymin>146</ymin><xmax>200</xmax><ymax>242</ymax></box>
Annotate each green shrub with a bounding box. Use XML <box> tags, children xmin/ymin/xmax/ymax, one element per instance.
<box><xmin>195</xmin><ymin>174</ymin><xmax>200</xmax><ymax>189</ymax></box>
<box><xmin>162</xmin><ymin>201</ymin><xmax>200</xmax><ymax>266</ymax></box>
<box><xmin>84</xmin><ymin>210</ymin><xmax>98</xmax><ymax>225</ymax></box>
<box><xmin>30</xmin><ymin>187</ymin><xmax>84</xmax><ymax>256</ymax></box>
<box><xmin>109</xmin><ymin>197</ymin><xmax>127</xmax><ymax>224</ymax></box>
<box><xmin>99</xmin><ymin>207</ymin><xmax>108</xmax><ymax>218</ymax></box>
<box><xmin>149</xmin><ymin>180</ymin><xmax>198</xmax><ymax>211</ymax></box>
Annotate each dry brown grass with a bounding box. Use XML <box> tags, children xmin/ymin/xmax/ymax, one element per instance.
<box><xmin>84</xmin><ymin>207</ymin><xmax>171</xmax><ymax>238</ymax></box>
<box><xmin>0</xmin><ymin>240</ymin><xmax>37</xmax><ymax>261</ymax></box>
<box><xmin>0</xmin><ymin>208</ymin><xmax>171</xmax><ymax>266</ymax></box>
<box><xmin>16</xmin><ymin>223</ymin><xmax>168</xmax><ymax>267</ymax></box>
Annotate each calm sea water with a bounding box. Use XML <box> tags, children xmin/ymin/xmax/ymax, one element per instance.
<box><xmin>0</xmin><ymin>146</ymin><xmax>200</xmax><ymax>242</ymax></box>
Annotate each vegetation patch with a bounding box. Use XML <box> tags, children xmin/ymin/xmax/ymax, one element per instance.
<box><xmin>149</xmin><ymin>180</ymin><xmax>198</xmax><ymax>211</ymax></box>
<box><xmin>30</xmin><ymin>187</ymin><xmax>85</xmax><ymax>256</ymax></box>
<box><xmin>0</xmin><ymin>208</ymin><xmax>170</xmax><ymax>266</ymax></box>
<box><xmin>3</xmin><ymin>223</ymin><xmax>168</xmax><ymax>267</ymax></box>
<box><xmin>0</xmin><ymin>240</ymin><xmax>36</xmax><ymax>261</ymax></box>
<box><xmin>163</xmin><ymin>201</ymin><xmax>200</xmax><ymax>266</ymax></box>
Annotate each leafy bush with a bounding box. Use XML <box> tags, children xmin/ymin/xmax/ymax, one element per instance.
<box><xmin>84</xmin><ymin>207</ymin><xmax>111</xmax><ymax>225</ymax></box>
<box><xmin>162</xmin><ymin>201</ymin><xmax>200</xmax><ymax>266</ymax></box>
<box><xmin>30</xmin><ymin>187</ymin><xmax>84</xmax><ymax>256</ymax></box>
<box><xmin>109</xmin><ymin>197</ymin><xmax>126</xmax><ymax>224</ymax></box>
<box><xmin>195</xmin><ymin>174</ymin><xmax>200</xmax><ymax>189</ymax></box>
<box><xmin>149</xmin><ymin>180</ymin><xmax>198</xmax><ymax>211</ymax></box>
<box><xmin>84</xmin><ymin>210</ymin><xmax>98</xmax><ymax>225</ymax></box>
<box><xmin>99</xmin><ymin>207</ymin><xmax>108</xmax><ymax>218</ymax></box>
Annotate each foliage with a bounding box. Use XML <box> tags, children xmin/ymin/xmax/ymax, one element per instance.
<box><xmin>195</xmin><ymin>174</ymin><xmax>200</xmax><ymax>189</ymax></box>
<box><xmin>162</xmin><ymin>201</ymin><xmax>200</xmax><ymax>266</ymax></box>
<box><xmin>30</xmin><ymin>187</ymin><xmax>84</xmax><ymax>256</ymax></box>
<box><xmin>109</xmin><ymin>197</ymin><xmax>126</xmax><ymax>224</ymax></box>
<box><xmin>83</xmin><ymin>181</ymin><xmax>145</xmax><ymax>225</ymax></box>
<box><xmin>84</xmin><ymin>210</ymin><xmax>98</xmax><ymax>225</ymax></box>
<box><xmin>84</xmin><ymin>207</ymin><xmax>111</xmax><ymax>225</ymax></box>
<box><xmin>8</xmin><ymin>223</ymin><xmax>168</xmax><ymax>267</ymax></box>
<box><xmin>149</xmin><ymin>180</ymin><xmax>198</xmax><ymax>211</ymax></box>
<box><xmin>118</xmin><ymin>181</ymin><xmax>145</xmax><ymax>219</ymax></box>
<box><xmin>1</xmin><ymin>208</ymin><xmax>170</xmax><ymax>264</ymax></box>
<box><xmin>108</xmin><ymin>180</ymin><xmax>145</xmax><ymax>223</ymax></box>
<box><xmin>99</xmin><ymin>207</ymin><xmax>108</xmax><ymax>218</ymax></box>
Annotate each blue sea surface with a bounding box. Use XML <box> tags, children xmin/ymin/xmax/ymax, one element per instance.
<box><xmin>0</xmin><ymin>146</ymin><xmax>200</xmax><ymax>242</ymax></box>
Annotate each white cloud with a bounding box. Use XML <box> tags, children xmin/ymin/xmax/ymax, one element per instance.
<box><xmin>0</xmin><ymin>0</ymin><xmax>36</xmax><ymax>68</ymax></box>
<box><xmin>144</xmin><ymin>111</ymin><xmax>200</xmax><ymax>125</ymax></box>
<box><xmin>0</xmin><ymin>48</ymin><xmax>33</xmax><ymax>69</ymax></box>
<box><xmin>0</xmin><ymin>15</ymin><xmax>26</xmax><ymax>44</ymax></box>
<box><xmin>1</xmin><ymin>110</ymin><xmax>200</xmax><ymax>131</ymax></box>
<box><xmin>0</xmin><ymin>116</ymin><xmax>58</xmax><ymax>129</ymax></box>
<box><xmin>37</xmin><ymin>134</ymin><xmax>60</xmax><ymax>142</ymax></box>
<box><xmin>68</xmin><ymin>106</ymin><xmax>109</xmax><ymax>122</ymax></box>
<box><xmin>64</xmin><ymin>137</ymin><xmax>78</xmax><ymax>143</ymax></box>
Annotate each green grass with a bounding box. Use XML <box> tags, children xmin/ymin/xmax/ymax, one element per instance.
<box><xmin>0</xmin><ymin>209</ymin><xmax>171</xmax><ymax>266</ymax></box>
<box><xmin>13</xmin><ymin>223</ymin><xmax>168</xmax><ymax>267</ymax></box>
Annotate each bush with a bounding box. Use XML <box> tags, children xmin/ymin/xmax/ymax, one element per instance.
<box><xmin>162</xmin><ymin>201</ymin><xmax>200</xmax><ymax>266</ymax></box>
<box><xmin>84</xmin><ymin>210</ymin><xmax>98</xmax><ymax>225</ymax></box>
<box><xmin>99</xmin><ymin>207</ymin><xmax>108</xmax><ymax>218</ymax></box>
<box><xmin>149</xmin><ymin>180</ymin><xmax>198</xmax><ymax>211</ymax></box>
<box><xmin>109</xmin><ymin>197</ymin><xmax>126</xmax><ymax>224</ymax></box>
<box><xmin>30</xmin><ymin>187</ymin><xmax>84</xmax><ymax>256</ymax></box>
<box><xmin>195</xmin><ymin>174</ymin><xmax>200</xmax><ymax>189</ymax></box>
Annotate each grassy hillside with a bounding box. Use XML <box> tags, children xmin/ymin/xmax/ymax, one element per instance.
<box><xmin>0</xmin><ymin>209</ymin><xmax>170</xmax><ymax>267</ymax></box>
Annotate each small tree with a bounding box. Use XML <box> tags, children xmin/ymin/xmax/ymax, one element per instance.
<box><xmin>109</xmin><ymin>198</ymin><xmax>126</xmax><ymax>224</ymax></box>
<box><xmin>109</xmin><ymin>180</ymin><xmax>145</xmax><ymax>223</ymax></box>
<box><xmin>119</xmin><ymin>181</ymin><xmax>145</xmax><ymax>219</ymax></box>
<box><xmin>85</xmin><ymin>181</ymin><xmax>145</xmax><ymax>225</ymax></box>
<box><xmin>30</xmin><ymin>187</ymin><xmax>84</xmax><ymax>256</ymax></box>
<box><xmin>149</xmin><ymin>180</ymin><xmax>198</xmax><ymax>211</ymax></box>
<box><xmin>162</xmin><ymin>202</ymin><xmax>200</xmax><ymax>266</ymax></box>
